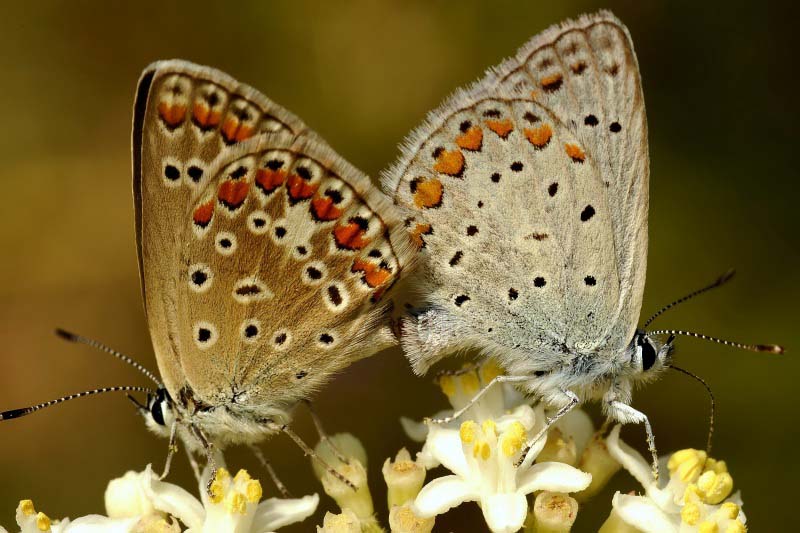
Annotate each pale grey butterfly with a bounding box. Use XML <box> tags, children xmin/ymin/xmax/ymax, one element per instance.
<box><xmin>1</xmin><ymin>60</ymin><xmax>415</xmax><ymax>482</ymax></box>
<box><xmin>383</xmin><ymin>10</ymin><xmax>782</xmax><ymax>473</ymax></box>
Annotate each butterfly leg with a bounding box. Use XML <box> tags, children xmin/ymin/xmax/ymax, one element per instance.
<box><xmin>248</xmin><ymin>444</ymin><xmax>291</xmax><ymax>498</ymax></box>
<box><xmin>429</xmin><ymin>374</ymin><xmax>532</xmax><ymax>425</ymax></box>
<box><xmin>515</xmin><ymin>389</ymin><xmax>579</xmax><ymax>468</ymax></box>
<box><xmin>606</xmin><ymin>399</ymin><xmax>659</xmax><ymax>481</ymax></box>
<box><xmin>265</xmin><ymin>420</ymin><xmax>357</xmax><ymax>491</ymax></box>
<box><xmin>302</xmin><ymin>399</ymin><xmax>349</xmax><ymax>465</ymax></box>
<box><xmin>189</xmin><ymin>423</ymin><xmax>219</xmax><ymax>493</ymax></box>
<box><xmin>158</xmin><ymin>420</ymin><xmax>179</xmax><ymax>480</ymax></box>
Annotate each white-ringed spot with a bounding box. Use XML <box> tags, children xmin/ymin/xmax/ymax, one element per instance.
<box><xmin>247</xmin><ymin>210</ymin><xmax>271</xmax><ymax>235</ymax></box>
<box><xmin>323</xmin><ymin>282</ymin><xmax>349</xmax><ymax>312</ymax></box>
<box><xmin>188</xmin><ymin>263</ymin><xmax>213</xmax><ymax>293</ymax></box>
<box><xmin>272</xmin><ymin>329</ymin><xmax>292</xmax><ymax>351</ymax></box>
<box><xmin>240</xmin><ymin>319</ymin><xmax>262</xmax><ymax>343</ymax></box>
<box><xmin>232</xmin><ymin>277</ymin><xmax>273</xmax><ymax>304</ymax></box>
<box><xmin>302</xmin><ymin>261</ymin><xmax>327</xmax><ymax>286</ymax></box>
<box><xmin>193</xmin><ymin>321</ymin><xmax>218</xmax><ymax>350</ymax></box>
<box><xmin>316</xmin><ymin>330</ymin><xmax>338</xmax><ymax>349</ymax></box>
<box><xmin>162</xmin><ymin>157</ymin><xmax>182</xmax><ymax>188</ymax></box>
<box><xmin>215</xmin><ymin>231</ymin><xmax>238</xmax><ymax>255</ymax></box>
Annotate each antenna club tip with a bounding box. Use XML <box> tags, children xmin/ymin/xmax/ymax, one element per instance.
<box><xmin>757</xmin><ymin>344</ymin><xmax>785</xmax><ymax>354</ymax></box>
<box><xmin>719</xmin><ymin>269</ymin><xmax>736</xmax><ymax>283</ymax></box>
<box><xmin>54</xmin><ymin>328</ymin><xmax>78</xmax><ymax>341</ymax></box>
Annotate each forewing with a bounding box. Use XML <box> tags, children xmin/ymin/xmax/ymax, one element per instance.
<box><xmin>383</xmin><ymin>11</ymin><xmax>647</xmax><ymax>370</ymax></box>
<box><xmin>133</xmin><ymin>60</ymin><xmax>312</xmax><ymax>395</ymax></box>
<box><xmin>177</xmin><ymin>134</ymin><xmax>414</xmax><ymax>408</ymax></box>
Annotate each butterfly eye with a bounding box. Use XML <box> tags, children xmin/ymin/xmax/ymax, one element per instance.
<box><xmin>641</xmin><ymin>340</ymin><xmax>658</xmax><ymax>371</ymax></box>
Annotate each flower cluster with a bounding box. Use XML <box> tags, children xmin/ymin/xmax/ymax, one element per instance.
<box><xmin>2</xmin><ymin>361</ymin><xmax>751</xmax><ymax>533</ymax></box>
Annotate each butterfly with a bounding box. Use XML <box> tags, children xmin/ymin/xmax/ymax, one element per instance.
<box><xmin>1</xmin><ymin>60</ymin><xmax>415</xmax><ymax>477</ymax></box>
<box><xmin>382</xmin><ymin>10</ymin><xmax>781</xmax><ymax>472</ymax></box>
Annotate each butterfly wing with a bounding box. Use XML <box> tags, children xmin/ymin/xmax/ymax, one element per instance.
<box><xmin>383</xmin><ymin>11</ymin><xmax>648</xmax><ymax>373</ymax></box>
<box><xmin>133</xmin><ymin>60</ymin><xmax>413</xmax><ymax>411</ymax></box>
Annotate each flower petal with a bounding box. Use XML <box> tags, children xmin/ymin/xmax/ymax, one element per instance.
<box><xmin>606</xmin><ymin>425</ymin><xmax>655</xmax><ymax>490</ymax></box>
<box><xmin>611</xmin><ymin>492</ymin><xmax>678</xmax><ymax>533</ymax></box>
<box><xmin>63</xmin><ymin>515</ymin><xmax>140</xmax><ymax>532</ymax></box>
<box><xmin>481</xmin><ymin>493</ymin><xmax>528</xmax><ymax>533</ymax></box>
<box><xmin>400</xmin><ymin>416</ymin><xmax>429</xmax><ymax>442</ymax></box>
<box><xmin>516</xmin><ymin>462</ymin><xmax>592</xmax><ymax>494</ymax></box>
<box><xmin>252</xmin><ymin>494</ymin><xmax>319</xmax><ymax>532</ymax></box>
<box><xmin>142</xmin><ymin>465</ymin><xmax>205</xmax><ymax>529</ymax></box>
<box><xmin>413</xmin><ymin>475</ymin><xmax>477</xmax><ymax>518</ymax></box>
<box><xmin>553</xmin><ymin>408</ymin><xmax>594</xmax><ymax>454</ymax></box>
<box><xmin>425</xmin><ymin>427</ymin><xmax>470</xmax><ymax>477</ymax></box>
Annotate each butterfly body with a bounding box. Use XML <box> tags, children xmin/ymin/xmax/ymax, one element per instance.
<box><xmin>133</xmin><ymin>61</ymin><xmax>414</xmax><ymax>450</ymax></box>
<box><xmin>384</xmin><ymin>11</ymin><xmax>669</xmax><ymax>417</ymax></box>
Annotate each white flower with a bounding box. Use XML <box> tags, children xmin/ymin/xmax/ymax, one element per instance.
<box><xmin>605</xmin><ymin>425</ymin><xmax>747</xmax><ymax>533</ymax></box>
<box><xmin>412</xmin><ymin>411</ymin><xmax>591</xmax><ymax>533</ymax></box>
<box><xmin>139</xmin><ymin>463</ymin><xmax>319</xmax><ymax>533</ymax></box>
<box><xmin>6</xmin><ymin>499</ymin><xmax>140</xmax><ymax>533</ymax></box>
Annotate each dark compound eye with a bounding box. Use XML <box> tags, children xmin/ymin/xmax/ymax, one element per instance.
<box><xmin>640</xmin><ymin>339</ymin><xmax>657</xmax><ymax>371</ymax></box>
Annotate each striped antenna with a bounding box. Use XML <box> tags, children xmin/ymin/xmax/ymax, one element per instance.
<box><xmin>669</xmin><ymin>365</ymin><xmax>716</xmax><ymax>456</ymax></box>
<box><xmin>0</xmin><ymin>386</ymin><xmax>154</xmax><ymax>421</ymax></box>
<box><xmin>648</xmin><ymin>329</ymin><xmax>784</xmax><ymax>354</ymax></box>
<box><xmin>55</xmin><ymin>328</ymin><xmax>161</xmax><ymax>386</ymax></box>
<box><xmin>643</xmin><ymin>269</ymin><xmax>735</xmax><ymax>329</ymax></box>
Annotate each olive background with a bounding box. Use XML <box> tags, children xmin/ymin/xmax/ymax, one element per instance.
<box><xmin>0</xmin><ymin>1</ymin><xmax>796</xmax><ymax>530</ymax></box>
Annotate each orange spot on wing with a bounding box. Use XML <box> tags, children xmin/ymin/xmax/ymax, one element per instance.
<box><xmin>352</xmin><ymin>259</ymin><xmax>391</xmax><ymax>288</ymax></box>
<box><xmin>412</xmin><ymin>178</ymin><xmax>443</xmax><ymax>209</ymax></box>
<box><xmin>524</xmin><ymin>124</ymin><xmax>553</xmax><ymax>149</ymax></box>
<box><xmin>334</xmin><ymin>222</ymin><xmax>370</xmax><ymax>251</ymax></box>
<box><xmin>287</xmin><ymin>174</ymin><xmax>319</xmax><ymax>203</ymax></box>
<box><xmin>255</xmin><ymin>169</ymin><xmax>286</xmax><ymax>194</ymax></box>
<box><xmin>484</xmin><ymin>118</ymin><xmax>514</xmax><ymax>139</ymax></box>
<box><xmin>192</xmin><ymin>103</ymin><xmax>221</xmax><ymax>129</ymax></box>
<box><xmin>157</xmin><ymin>102</ymin><xmax>186</xmax><ymax>128</ymax></box>
<box><xmin>541</xmin><ymin>73</ymin><xmax>564</xmax><ymax>93</ymax></box>
<box><xmin>311</xmin><ymin>196</ymin><xmax>343</xmax><ymax>221</ymax></box>
<box><xmin>218</xmin><ymin>180</ymin><xmax>250</xmax><ymax>209</ymax></box>
<box><xmin>433</xmin><ymin>150</ymin><xmax>465</xmax><ymax>177</ymax></box>
<box><xmin>193</xmin><ymin>200</ymin><xmax>214</xmax><ymax>227</ymax></box>
<box><xmin>221</xmin><ymin>118</ymin><xmax>254</xmax><ymax>143</ymax></box>
<box><xmin>564</xmin><ymin>143</ymin><xmax>586</xmax><ymax>163</ymax></box>
<box><xmin>455</xmin><ymin>126</ymin><xmax>483</xmax><ymax>151</ymax></box>
<box><xmin>410</xmin><ymin>223</ymin><xmax>432</xmax><ymax>248</ymax></box>
<box><xmin>530</xmin><ymin>90</ymin><xmax>539</xmax><ymax>100</ymax></box>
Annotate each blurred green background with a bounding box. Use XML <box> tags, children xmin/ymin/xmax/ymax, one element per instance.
<box><xmin>0</xmin><ymin>0</ymin><xmax>796</xmax><ymax>530</ymax></box>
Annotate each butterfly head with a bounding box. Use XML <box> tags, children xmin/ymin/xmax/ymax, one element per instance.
<box><xmin>629</xmin><ymin>330</ymin><xmax>673</xmax><ymax>380</ymax></box>
<box><xmin>142</xmin><ymin>387</ymin><xmax>176</xmax><ymax>436</ymax></box>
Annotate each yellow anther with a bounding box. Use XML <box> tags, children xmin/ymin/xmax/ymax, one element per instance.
<box><xmin>36</xmin><ymin>511</ymin><xmax>51</xmax><ymax>532</ymax></box>
<box><xmin>19</xmin><ymin>500</ymin><xmax>35</xmax><ymax>516</ymax></box>
<box><xmin>459</xmin><ymin>372</ymin><xmax>480</xmax><ymax>395</ymax></box>
<box><xmin>225</xmin><ymin>491</ymin><xmax>247</xmax><ymax>515</ymax></box>
<box><xmin>501</xmin><ymin>421</ymin><xmax>527</xmax><ymax>457</ymax></box>
<box><xmin>480</xmin><ymin>441</ymin><xmax>491</xmax><ymax>460</ymax></box>
<box><xmin>233</xmin><ymin>469</ymin><xmax>252</xmax><ymax>484</ymax></box>
<box><xmin>698</xmin><ymin>521</ymin><xmax>719</xmax><ymax>533</ymax></box>
<box><xmin>683</xmin><ymin>483</ymin><xmax>702</xmax><ymax>504</ymax></box>
<box><xmin>481</xmin><ymin>419</ymin><xmax>497</xmax><ymax>439</ymax></box>
<box><xmin>725</xmin><ymin>521</ymin><xmax>747</xmax><ymax>533</ymax></box>
<box><xmin>439</xmin><ymin>375</ymin><xmax>456</xmax><ymax>397</ymax></box>
<box><xmin>699</xmin><ymin>471</ymin><xmax>733</xmax><ymax>504</ymax></box>
<box><xmin>460</xmin><ymin>420</ymin><xmax>477</xmax><ymax>444</ymax></box>
<box><xmin>713</xmin><ymin>460</ymin><xmax>728</xmax><ymax>474</ymax></box>
<box><xmin>479</xmin><ymin>360</ymin><xmax>503</xmax><ymax>383</ymax></box>
<box><xmin>681</xmin><ymin>502</ymin><xmax>702</xmax><ymax>526</ymax></box>
<box><xmin>719</xmin><ymin>502</ymin><xmax>740</xmax><ymax>520</ymax></box>
<box><xmin>669</xmin><ymin>449</ymin><xmax>707</xmax><ymax>483</ymax></box>
<box><xmin>214</xmin><ymin>467</ymin><xmax>231</xmax><ymax>483</ymax></box>
<box><xmin>209</xmin><ymin>479</ymin><xmax>225</xmax><ymax>504</ymax></box>
<box><xmin>245</xmin><ymin>479</ymin><xmax>263</xmax><ymax>504</ymax></box>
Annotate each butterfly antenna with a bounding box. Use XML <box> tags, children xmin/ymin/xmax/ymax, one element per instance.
<box><xmin>643</xmin><ymin>269</ymin><xmax>736</xmax><ymax>329</ymax></box>
<box><xmin>0</xmin><ymin>386</ymin><xmax>154</xmax><ymax>421</ymax></box>
<box><xmin>647</xmin><ymin>329</ymin><xmax>784</xmax><ymax>354</ymax></box>
<box><xmin>669</xmin><ymin>365</ymin><xmax>715</xmax><ymax>456</ymax></box>
<box><xmin>55</xmin><ymin>328</ymin><xmax>161</xmax><ymax>386</ymax></box>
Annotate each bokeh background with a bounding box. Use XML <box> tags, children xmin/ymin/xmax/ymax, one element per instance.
<box><xmin>0</xmin><ymin>0</ymin><xmax>796</xmax><ymax>530</ymax></box>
